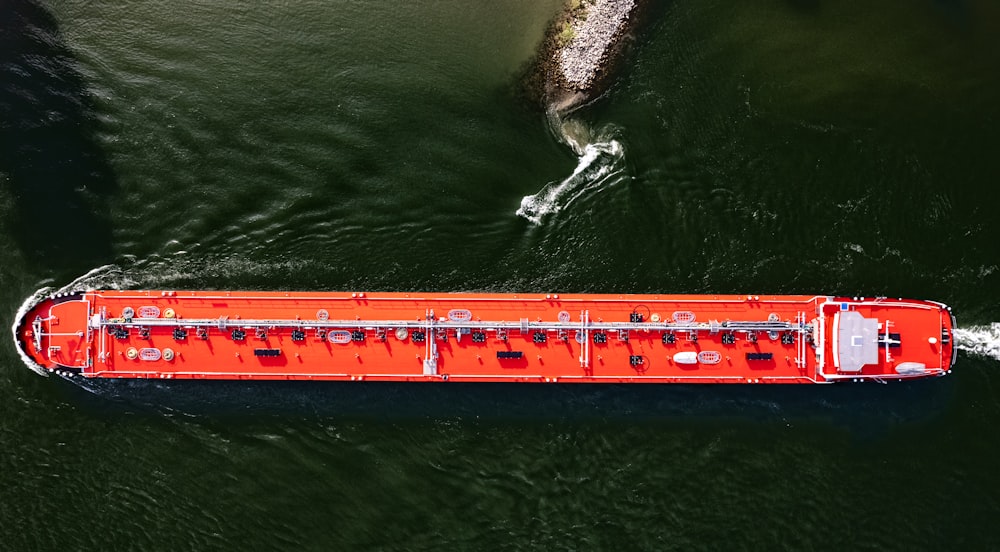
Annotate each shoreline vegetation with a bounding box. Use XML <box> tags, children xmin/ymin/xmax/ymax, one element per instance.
<box><xmin>525</xmin><ymin>0</ymin><xmax>651</xmax><ymax>114</ymax></box>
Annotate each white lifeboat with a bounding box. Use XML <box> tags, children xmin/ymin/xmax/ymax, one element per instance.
<box><xmin>673</xmin><ymin>352</ymin><xmax>698</xmax><ymax>364</ymax></box>
<box><xmin>895</xmin><ymin>362</ymin><xmax>927</xmax><ymax>375</ymax></box>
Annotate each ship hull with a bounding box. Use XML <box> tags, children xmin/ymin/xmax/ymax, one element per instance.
<box><xmin>14</xmin><ymin>290</ymin><xmax>956</xmax><ymax>384</ymax></box>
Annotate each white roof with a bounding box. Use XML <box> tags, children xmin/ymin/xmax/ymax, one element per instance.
<box><xmin>836</xmin><ymin>311</ymin><xmax>879</xmax><ymax>373</ymax></box>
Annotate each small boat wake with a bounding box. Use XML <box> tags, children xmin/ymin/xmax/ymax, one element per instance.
<box><xmin>516</xmin><ymin>112</ymin><xmax>627</xmax><ymax>225</ymax></box>
<box><xmin>954</xmin><ymin>323</ymin><xmax>1000</xmax><ymax>361</ymax></box>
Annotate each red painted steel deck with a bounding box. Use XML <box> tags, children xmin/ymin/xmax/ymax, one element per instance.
<box><xmin>15</xmin><ymin>290</ymin><xmax>956</xmax><ymax>384</ymax></box>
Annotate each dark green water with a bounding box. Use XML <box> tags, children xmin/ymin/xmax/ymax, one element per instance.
<box><xmin>3</xmin><ymin>0</ymin><xmax>1000</xmax><ymax>549</ymax></box>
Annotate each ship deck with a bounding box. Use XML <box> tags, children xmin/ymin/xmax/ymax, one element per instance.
<box><xmin>16</xmin><ymin>291</ymin><xmax>955</xmax><ymax>384</ymax></box>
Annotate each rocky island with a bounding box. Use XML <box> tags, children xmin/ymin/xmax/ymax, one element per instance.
<box><xmin>528</xmin><ymin>0</ymin><xmax>650</xmax><ymax>113</ymax></box>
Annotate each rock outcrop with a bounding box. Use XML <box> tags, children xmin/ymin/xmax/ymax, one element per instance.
<box><xmin>526</xmin><ymin>0</ymin><xmax>649</xmax><ymax>114</ymax></box>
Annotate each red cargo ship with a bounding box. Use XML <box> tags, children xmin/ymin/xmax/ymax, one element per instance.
<box><xmin>14</xmin><ymin>290</ymin><xmax>956</xmax><ymax>383</ymax></box>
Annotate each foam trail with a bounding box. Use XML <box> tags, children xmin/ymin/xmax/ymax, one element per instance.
<box><xmin>516</xmin><ymin>140</ymin><xmax>624</xmax><ymax>224</ymax></box>
<box><xmin>57</xmin><ymin>263</ymin><xmax>136</xmax><ymax>292</ymax></box>
<box><xmin>954</xmin><ymin>323</ymin><xmax>1000</xmax><ymax>361</ymax></box>
<box><xmin>517</xmin><ymin>111</ymin><xmax>626</xmax><ymax>225</ymax></box>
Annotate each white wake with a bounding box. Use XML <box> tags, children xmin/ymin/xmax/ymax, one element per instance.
<box><xmin>516</xmin><ymin>111</ymin><xmax>626</xmax><ymax>225</ymax></box>
<box><xmin>954</xmin><ymin>323</ymin><xmax>1000</xmax><ymax>361</ymax></box>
